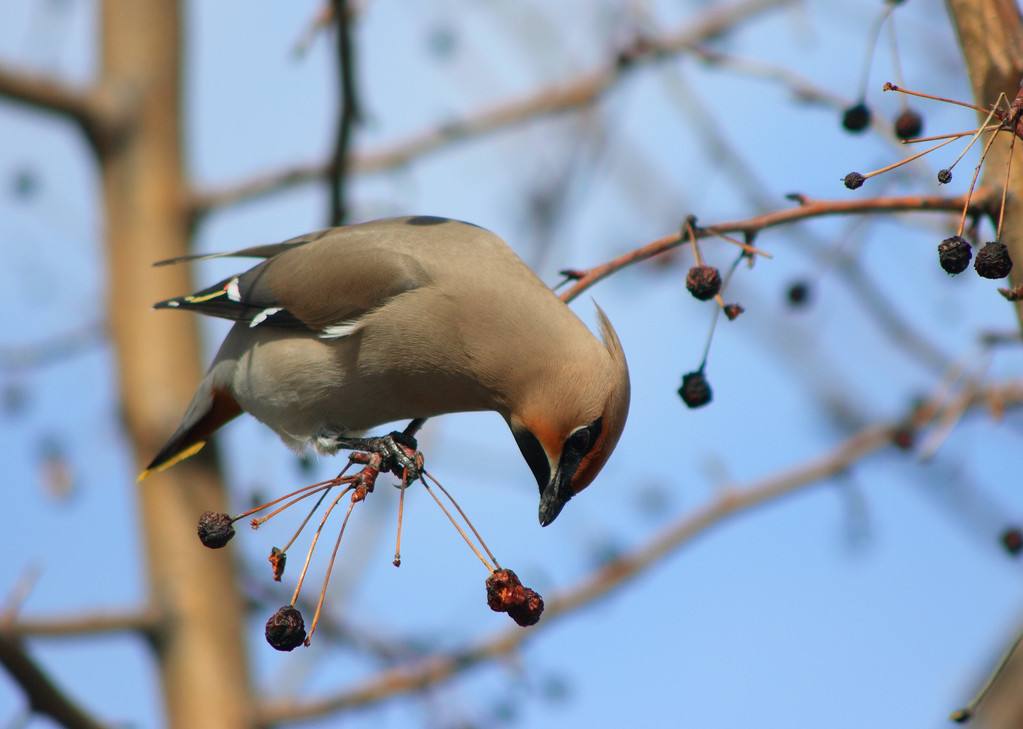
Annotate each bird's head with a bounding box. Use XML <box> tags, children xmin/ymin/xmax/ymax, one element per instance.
<box><xmin>508</xmin><ymin>304</ymin><xmax>630</xmax><ymax>526</ymax></box>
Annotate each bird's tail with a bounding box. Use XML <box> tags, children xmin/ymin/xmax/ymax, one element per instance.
<box><xmin>137</xmin><ymin>382</ymin><xmax>241</xmax><ymax>481</ymax></box>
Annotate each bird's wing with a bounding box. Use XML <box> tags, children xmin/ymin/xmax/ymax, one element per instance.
<box><xmin>153</xmin><ymin>225</ymin><xmax>431</xmax><ymax>334</ymax></box>
<box><xmin>151</xmin><ymin>229</ymin><xmax>332</xmax><ymax>267</ymax></box>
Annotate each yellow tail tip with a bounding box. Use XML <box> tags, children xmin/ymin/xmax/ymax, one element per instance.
<box><xmin>136</xmin><ymin>441</ymin><xmax>207</xmax><ymax>482</ymax></box>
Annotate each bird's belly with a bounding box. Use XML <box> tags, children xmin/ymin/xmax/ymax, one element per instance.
<box><xmin>228</xmin><ymin>328</ymin><xmax>494</xmax><ymax>450</ymax></box>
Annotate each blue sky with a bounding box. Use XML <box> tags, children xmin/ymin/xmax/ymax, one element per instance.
<box><xmin>2</xmin><ymin>1</ymin><xmax>1022</xmax><ymax>727</ymax></box>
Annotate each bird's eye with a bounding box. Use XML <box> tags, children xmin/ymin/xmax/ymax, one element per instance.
<box><xmin>566</xmin><ymin>428</ymin><xmax>592</xmax><ymax>453</ymax></box>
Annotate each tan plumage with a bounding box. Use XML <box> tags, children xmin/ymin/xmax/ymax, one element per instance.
<box><xmin>142</xmin><ymin>216</ymin><xmax>629</xmax><ymax>525</ymax></box>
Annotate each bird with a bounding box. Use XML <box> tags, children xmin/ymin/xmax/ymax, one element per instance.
<box><xmin>140</xmin><ymin>215</ymin><xmax>630</xmax><ymax>526</ymax></box>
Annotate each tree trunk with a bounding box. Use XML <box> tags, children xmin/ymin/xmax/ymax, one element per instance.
<box><xmin>99</xmin><ymin>2</ymin><xmax>253</xmax><ymax>726</ymax></box>
<box><xmin>947</xmin><ymin>0</ymin><xmax>1023</xmax><ymax>328</ymax></box>
<box><xmin>946</xmin><ymin>3</ymin><xmax>1023</xmax><ymax>726</ymax></box>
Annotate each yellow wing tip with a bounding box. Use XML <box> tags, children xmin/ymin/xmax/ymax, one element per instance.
<box><xmin>136</xmin><ymin>441</ymin><xmax>207</xmax><ymax>482</ymax></box>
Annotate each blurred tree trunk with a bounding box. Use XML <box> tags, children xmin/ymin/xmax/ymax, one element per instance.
<box><xmin>946</xmin><ymin>4</ymin><xmax>1023</xmax><ymax>726</ymax></box>
<box><xmin>947</xmin><ymin>0</ymin><xmax>1023</xmax><ymax>329</ymax></box>
<box><xmin>100</xmin><ymin>1</ymin><xmax>253</xmax><ymax>727</ymax></box>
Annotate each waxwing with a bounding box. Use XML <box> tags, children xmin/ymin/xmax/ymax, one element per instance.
<box><xmin>141</xmin><ymin>216</ymin><xmax>630</xmax><ymax>525</ymax></box>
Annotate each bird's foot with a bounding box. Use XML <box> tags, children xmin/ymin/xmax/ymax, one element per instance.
<box><xmin>332</xmin><ymin>431</ymin><xmax>424</xmax><ymax>487</ymax></box>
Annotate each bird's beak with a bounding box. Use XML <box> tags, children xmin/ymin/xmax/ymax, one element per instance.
<box><xmin>538</xmin><ymin>465</ymin><xmax>575</xmax><ymax>527</ymax></box>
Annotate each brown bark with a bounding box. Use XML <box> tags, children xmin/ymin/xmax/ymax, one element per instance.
<box><xmin>945</xmin><ymin>3</ymin><xmax>1023</xmax><ymax>726</ymax></box>
<box><xmin>99</xmin><ymin>2</ymin><xmax>252</xmax><ymax>727</ymax></box>
<box><xmin>947</xmin><ymin>0</ymin><xmax>1023</xmax><ymax>327</ymax></box>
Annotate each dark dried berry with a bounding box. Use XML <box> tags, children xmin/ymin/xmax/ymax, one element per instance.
<box><xmin>685</xmin><ymin>265</ymin><xmax>721</xmax><ymax>301</ymax></box>
<box><xmin>937</xmin><ymin>236</ymin><xmax>971</xmax><ymax>275</ymax></box>
<box><xmin>1001</xmin><ymin>527</ymin><xmax>1023</xmax><ymax>556</ymax></box>
<box><xmin>937</xmin><ymin>168</ymin><xmax>952</xmax><ymax>184</ymax></box>
<box><xmin>486</xmin><ymin>569</ymin><xmax>524</xmax><ymax>612</ymax></box>
<box><xmin>893</xmin><ymin>109</ymin><xmax>923</xmax><ymax>140</ymax></box>
<box><xmin>786</xmin><ymin>280</ymin><xmax>811</xmax><ymax>307</ymax></box>
<box><xmin>265</xmin><ymin>606</ymin><xmax>306</xmax><ymax>651</ymax></box>
<box><xmin>890</xmin><ymin>425</ymin><xmax>915</xmax><ymax>451</ymax></box>
<box><xmin>508</xmin><ymin>588</ymin><xmax>545</xmax><ymax>627</ymax></box>
<box><xmin>843</xmin><ymin>172</ymin><xmax>866</xmax><ymax>190</ymax></box>
<box><xmin>974</xmin><ymin>241</ymin><xmax>1013</xmax><ymax>279</ymax></box>
<box><xmin>197</xmin><ymin>511</ymin><xmax>235</xmax><ymax>549</ymax></box>
<box><xmin>841</xmin><ymin>103</ymin><xmax>871</xmax><ymax>133</ymax></box>
<box><xmin>269</xmin><ymin>546</ymin><xmax>286</xmax><ymax>581</ymax></box>
<box><xmin>678</xmin><ymin>371</ymin><xmax>712</xmax><ymax>409</ymax></box>
<box><xmin>723</xmin><ymin>303</ymin><xmax>744</xmax><ymax>321</ymax></box>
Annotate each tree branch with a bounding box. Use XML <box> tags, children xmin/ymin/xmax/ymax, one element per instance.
<box><xmin>259</xmin><ymin>377</ymin><xmax>1023</xmax><ymax>725</ymax></box>
<box><xmin>189</xmin><ymin>0</ymin><xmax>791</xmax><ymax>218</ymax></box>
<box><xmin>327</xmin><ymin>0</ymin><xmax>361</xmax><ymax>226</ymax></box>
<box><xmin>5</xmin><ymin>609</ymin><xmax>158</xmax><ymax>639</ymax></box>
<box><xmin>559</xmin><ymin>191</ymin><xmax>990</xmax><ymax>302</ymax></box>
<box><xmin>0</xmin><ymin>633</ymin><xmax>108</xmax><ymax>729</ymax></box>
<box><xmin>0</xmin><ymin>64</ymin><xmax>109</xmax><ymax>153</ymax></box>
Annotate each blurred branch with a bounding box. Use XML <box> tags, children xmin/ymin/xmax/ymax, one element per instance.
<box><xmin>5</xmin><ymin>609</ymin><xmax>158</xmax><ymax>639</ymax></box>
<box><xmin>559</xmin><ymin>191</ymin><xmax>990</xmax><ymax>302</ymax></box>
<box><xmin>0</xmin><ymin>64</ymin><xmax>111</xmax><ymax>153</ymax></box>
<box><xmin>0</xmin><ymin>633</ymin><xmax>108</xmax><ymax>729</ymax></box>
<box><xmin>260</xmin><ymin>377</ymin><xmax>1023</xmax><ymax>725</ymax></box>
<box><xmin>0</xmin><ymin>320</ymin><xmax>106</xmax><ymax>372</ymax></box>
<box><xmin>189</xmin><ymin>0</ymin><xmax>791</xmax><ymax>218</ymax></box>
<box><xmin>327</xmin><ymin>0</ymin><xmax>362</xmax><ymax>226</ymax></box>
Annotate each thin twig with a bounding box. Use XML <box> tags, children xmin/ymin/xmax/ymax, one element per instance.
<box><xmin>188</xmin><ymin>0</ymin><xmax>791</xmax><ymax>217</ymax></box>
<box><xmin>327</xmin><ymin>0</ymin><xmax>361</xmax><ymax>226</ymax></box>
<box><xmin>559</xmin><ymin>192</ymin><xmax>988</xmax><ymax>303</ymax></box>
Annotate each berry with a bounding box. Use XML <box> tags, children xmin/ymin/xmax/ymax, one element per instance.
<box><xmin>197</xmin><ymin>511</ymin><xmax>235</xmax><ymax>549</ymax></box>
<box><xmin>685</xmin><ymin>265</ymin><xmax>721</xmax><ymax>301</ymax></box>
<box><xmin>841</xmin><ymin>103</ymin><xmax>871</xmax><ymax>133</ymax></box>
<box><xmin>269</xmin><ymin>546</ymin><xmax>286</xmax><ymax>581</ymax></box>
<box><xmin>937</xmin><ymin>236</ymin><xmax>971</xmax><ymax>275</ymax></box>
<box><xmin>678</xmin><ymin>371</ymin><xmax>712</xmax><ymax>409</ymax></box>
<box><xmin>508</xmin><ymin>588</ymin><xmax>545</xmax><ymax>626</ymax></box>
<box><xmin>265</xmin><ymin>606</ymin><xmax>306</xmax><ymax>651</ymax></box>
<box><xmin>486</xmin><ymin>569</ymin><xmax>524</xmax><ymax>612</ymax></box>
<box><xmin>893</xmin><ymin>109</ymin><xmax>923</xmax><ymax>140</ymax></box>
<box><xmin>1001</xmin><ymin>527</ymin><xmax>1023</xmax><ymax>556</ymax></box>
<box><xmin>786</xmin><ymin>280</ymin><xmax>811</xmax><ymax>307</ymax></box>
<box><xmin>974</xmin><ymin>241</ymin><xmax>1013</xmax><ymax>279</ymax></box>
<box><xmin>890</xmin><ymin>425</ymin><xmax>914</xmax><ymax>451</ymax></box>
<box><xmin>937</xmin><ymin>168</ymin><xmax>952</xmax><ymax>184</ymax></box>
<box><xmin>843</xmin><ymin>172</ymin><xmax>866</xmax><ymax>190</ymax></box>
<box><xmin>723</xmin><ymin>303</ymin><xmax>744</xmax><ymax>321</ymax></box>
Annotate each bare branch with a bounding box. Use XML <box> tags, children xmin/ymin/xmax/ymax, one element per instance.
<box><xmin>559</xmin><ymin>191</ymin><xmax>989</xmax><ymax>302</ymax></box>
<box><xmin>327</xmin><ymin>0</ymin><xmax>362</xmax><ymax>226</ymax></box>
<box><xmin>0</xmin><ymin>64</ymin><xmax>109</xmax><ymax>153</ymax></box>
<box><xmin>259</xmin><ymin>377</ymin><xmax>1023</xmax><ymax>725</ymax></box>
<box><xmin>6</xmin><ymin>609</ymin><xmax>158</xmax><ymax>639</ymax></box>
<box><xmin>0</xmin><ymin>633</ymin><xmax>108</xmax><ymax>729</ymax></box>
<box><xmin>189</xmin><ymin>0</ymin><xmax>792</xmax><ymax>217</ymax></box>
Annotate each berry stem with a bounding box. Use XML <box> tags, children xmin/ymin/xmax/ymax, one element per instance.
<box><xmin>702</xmin><ymin>226</ymin><xmax>773</xmax><ymax>258</ymax></box>
<box><xmin>886</xmin><ymin>14</ymin><xmax>907</xmax><ymax>111</ymax></box>
<box><xmin>251</xmin><ymin>483</ymin><xmax>335</xmax><ymax>529</ymax></box>
<box><xmin>421</xmin><ymin>476</ymin><xmax>494</xmax><ymax>572</ymax></box>
<box><xmin>280</xmin><ymin>487</ymin><xmax>333</xmax><ymax>554</ymax></box>
<box><xmin>232</xmin><ymin>476</ymin><xmax>340</xmax><ymax>523</ymax></box>
<box><xmin>944</xmin><ymin>104</ymin><xmax>1003</xmax><ymax>175</ymax></box>
<box><xmin>901</xmin><ymin>126</ymin><xmax>999</xmax><ymax>145</ymax></box>
<box><xmin>697</xmin><ymin>252</ymin><xmax>744</xmax><ymax>370</ymax></box>
<box><xmin>883</xmin><ymin>82</ymin><xmax>991</xmax><ymax>115</ymax></box>
<box><xmin>997</xmin><ymin>119</ymin><xmax>1018</xmax><ymax>240</ymax></box>
<box><xmin>857</xmin><ymin>4</ymin><xmax>893</xmax><ymax>100</ymax></box>
<box><xmin>392</xmin><ymin>478</ymin><xmax>406</xmax><ymax>568</ymax></box>
<box><xmin>305</xmin><ymin>496</ymin><xmax>359</xmax><ymax>645</ymax></box>
<box><xmin>860</xmin><ymin>134</ymin><xmax>960</xmax><ymax>181</ymax></box>
<box><xmin>289</xmin><ymin>485</ymin><xmax>353</xmax><ymax>606</ymax></box>
<box><xmin>957</xmin><ymin>130</ymin><xmax>1001</xmax><ymax>237</ymax></box>
<box><xmin>684</xmin><ymin>219</ymin><xmax>704</xmax><ymax>266</ymax></box>
<box><xmin>423</xmin><ymin>469</ymin><xmax>501</xmax><ymax>569</ymax></box>
<box><xmin>950</xmin><ymin>624</ymin><xmax>1023</xmax><ymax>723</ymax></box>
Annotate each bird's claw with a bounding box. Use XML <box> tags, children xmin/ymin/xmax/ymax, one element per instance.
<box><xmin>334</xmin><ymin>431</ymin><xmax>424</xmax><ymax>486</ymax></box>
